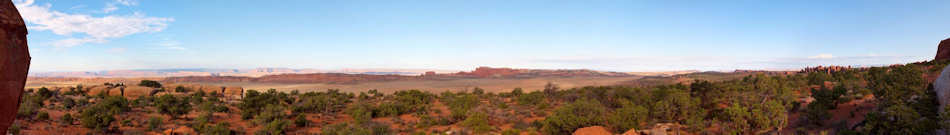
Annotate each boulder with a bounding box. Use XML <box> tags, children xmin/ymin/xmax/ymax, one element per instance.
<box><xmin>223</xmin><ymin>86</ymin><xmax>244</xmax><ymax>98</ymax></box>
<box><xmin>86</xmin><ymin>86</ymin><xmax>113</xmax><ymax>96</ymax></box>
<box><xmin>0</xmin><ymin>0</ymin><xmax>30</xmax><ymax>133</ymax></box>
<box><xmin>936</xmin><ymin>38</ymin><xmax>950</xmax><ymax>61</ymax></box>
<box><xmin>123</xmin><ymin>86</ymin><xmax>155</xmax><ymax>98</ymax></box>
<box><xmin>622</xmin><ymin>128</ymin><xmax>640</xmax><ymax>135</ymax></box>
<box><xmin>163</xmin><ymin>126</ymin><xmax>197</xmax><ymax>135</ymax></box>
<box><xmin>573</xmin><ymin>126</ymin><xmax>613</xmax><ymax>135</ymax></box>
<box><xmin>936</xmin><ymin>65</ymin><xmax>950</xmax><ymax>113</ymax></box>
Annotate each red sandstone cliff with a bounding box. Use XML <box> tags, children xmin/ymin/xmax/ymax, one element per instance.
<box><xmin>936</xmin><ymin>38</ymin><xmax>950</xmax><ymax>61</ymax></box>
<box><xmin>0</xmin><ymin>0</ymin><xmax>30</xmax><ymax>133</ymax></box>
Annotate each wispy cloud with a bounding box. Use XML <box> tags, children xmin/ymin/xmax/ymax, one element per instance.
<box><xmin>14</xmin><ymin>0</ymin><xmax>173</xmax><ymax>47</ymax></box>
<box><xmin>102</xmin><ymin>0</ymin><xmax>136</xmax><ymax>13</ymax></box>
<box><xmin>808</xmin><ymin>54</ymin><xmax>834</xmax><ymax>59</ymax></box>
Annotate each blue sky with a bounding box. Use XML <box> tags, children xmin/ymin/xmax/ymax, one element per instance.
<box><xmin>14</xmin><ymin>0</ymin><xmax>950</xmax><ymax>72</ymax></box>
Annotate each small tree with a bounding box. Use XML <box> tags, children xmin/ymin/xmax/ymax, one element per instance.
<box><xmin>462</xmin><ymin>112</ymin><xmax>492</xmax><ymax>134</ymax></box>
<box><xmin>294</xmin><ymin>115</ymin><xmax>309</xmax><ymax>127</ymax></box>
<box><xmin>175</xmin><ymin>86</ymin><xmax>188</xmax><ymax>92</ymax></box>
<box><xmin>138</xmin><ymin>80</ymin><xmax>163</xmax><ymax>88</ymax></box>
<box><xmin>156</xmin><ymin>94</ymin><xmax>192</xmax><ymax>119</ymax></box>
<box><xmin>608</xmin><ymin>103</ymin><xmax>649</xmax><ymax>133</ymax></box>
<box><xmin>541</xmin><ymin>99</ymin><xmax>607</xmax><ymax>135</ymax></box>
<box><xmin>257</xmin><ymin>120</ymin><xmax>290</xmax><ymax>135</ymax></box>
<box><xmin>723</xmin><ymin>103</ymin><xmax>751</xmax><ymax>134</ymax></box>
<box><xmin>61</xmin><ymin>113</ymin><xmax>74</xmax><ymax>125</ymax></box>
<box><xmin>80</xmin><ymin>105</ymin><xmax>116</xmax><ymax>132</ymax></box>
<box><xmin>36</xmin><ymin>111</ymin><xmax>49</xmax><ymax>121</ymax></box>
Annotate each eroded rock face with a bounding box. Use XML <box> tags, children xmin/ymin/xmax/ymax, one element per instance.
<box><xmin>936</xmin><ymin>38</ymin><xmax>950</xmax><ymax>61</ymax></box>
<box><xmin>935</xmin><ymin>65</ymin><xmax>950</xmax><ymax>112</ymax></box>
<box><xmin>0</xmin><ymin>0</ymin><xmax>30</xmax><ymax>132</ymax></box>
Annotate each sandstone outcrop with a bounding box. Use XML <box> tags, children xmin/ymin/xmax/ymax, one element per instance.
<box><xmin>122</xmin><ymin>86</ymin><xmax>155</xmax><ymax>98</ymax></box>
<box><xmin>622</xmin><ymin>128</ymin><xmax>641</xmax><ymax>135</ymax></box>
<box><xmin>573</xmin><ymin>126</ymin><xmax>613</xmax><ymax>135</ymax></box>
<box><xmin>0</xmin><ymin>0</ymin><xmax>30</xmax><ymax>133</ymax></box>
<box><xmin>223</xmin><ymin>86</ymin><xmax>244</xmax><ymax>99</ymax></box>
<box><xmin>936</xmin><ymin>38</ymin><xmax>950</xmax><ymax>61</ymax></box>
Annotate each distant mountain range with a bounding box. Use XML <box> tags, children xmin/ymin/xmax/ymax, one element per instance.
<box><xmin>29</xmin><ymin>68</ymin><xmax>459</xmax><ymax>78</ymax></box>
<box><xmin>29</xmin><ymin>67</ymin><xmax>711</xmax><ymax>78</ymax></box>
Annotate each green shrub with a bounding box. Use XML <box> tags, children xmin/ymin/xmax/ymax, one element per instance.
<box><xmin>36</xmin><ymin>87</ymin><xmax>53</xmax><ymax>100</ymax></box>
<box><xmin>472</xmin><ymin>87</ymin><xmax>485</xmax><ymax>95</ymax></box>
<box><xmin>17</xmin><ymin>93</ymin><xmax>43</xmax><ymax>118</ymax></box>
<box><xmin>256</xmin><ymin>119</ymin><xmax>290</xmax><ymax>135</ymax></box>
<box><xmin>443</xmin><ymin>94</ymin><xmax>479</xmax><ymax>121</ymax></box>
<box><xmin>61</xmin><ymin>113</ymin><xmax>74</xmax><ymax>124</ymax></box>
<box><xmin>155</xmin><ymin>94</ymin><xmax>192</xmax><ymax>119</ymax></box>
<box><xmin>8</xmin><ymin>123</ymin><xmax>20</xmax><ymax>135</ymax></box>
<box><xmin>516</xmin><ymin>91</ymin><xmax>545</xmax><ymax>106</ymax></box>
<box><xmin>345</xmin><ymin>102</ymin><xmax>374</xmax><ymax>123</ymax></box>
<box><xmin>80</xmin><ymin>105</ymin><xmax>116</xmax><ymax>132</ymax></box>
<box><xmin>294</xmin><ymin>115</ymin><xmax>309</xmax><ymax>127</ymax></box>
<box><xmin>98</xmin><ymin>96</ymin><xmax>131</xmax><ymax>114</ymax></box>
<box><xmin>138</xmin><ymin>80</ymin><xmax>163</xmax><ymax>88</ymax></box>
<box><xmin>239</xmin><ymin>89</ymin><xmax>290</xmax><ymax>119</ymax></box>
<box><xmin>36</xmin><ymin>111</ymin><xmax>49</xmax><ymax>121</ymax></box>
<box><xmin>122</xmin><ymin>119</ymin><xmax>133</xmax><ymax>126</ymax></box>
<box><xmin>501</xmin><ymin>129</ymin><xmax>521</xmax><ymax>135</ymax></box>
<box><xmin>292</xmin><ymin>90</ymin><xmax>352</xmax><ymax>114</ymax></box>
<box><xmin>461</xmin><ymin>112</ymin><xmax>492</xmax><ymax>134</ymax></box>
<box><xmin>201</xmin><ymin>123</ymin><xmax>233</xmax><ymax>135</ymax></box>
<box><xmin>199</xmin><ymin>101</ymin><xmax>229</xmax><ymax>113</ymax></box>
<box><xmin>62</xmin><ymin>98</ymin><xmax>76</xmax><ymax>109</ymax></box>
<box><xmin>175</xmin><ymin>86</ymin><xmax>188</xmax><ymax>92</ymax></box>
<box><xmin>608</xmin><ymin>103</ymin><xmax>648</xmax><ymax>133</ymax></box>
<box><xmin>321</xmin><ymin>122</ymin><xmax>392</xmax><ymax>135</ymax></box>
<box><xmin>722</xmin><ymin>103</ymin><xmax>751</xmax><ymax>134</ymax></box>
<box><xmin>541</xmin><ymin>99</ymin><xmax>607</xmax><ymax>135</ymax></box>
<box><xmin>147</xmin><ymin>117</ymin><xmax>163</xmax><ymax>131</ymax></box>
<box><xmin>192</xmin><ymin>112</ymin><xmax>213</xmax><ymax>131</ymax></box>
<box><xmin>254</xmin><ymin>104</ymin><xmax>286</xmax><ymax>125</ymax></box>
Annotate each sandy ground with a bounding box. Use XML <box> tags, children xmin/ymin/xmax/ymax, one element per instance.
<box><xmin>27</xmin><ymin>76</ymin><xmax>642</xmax><ymax>94</ymax></box>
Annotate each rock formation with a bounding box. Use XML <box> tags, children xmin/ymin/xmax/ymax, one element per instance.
<box><xmin>936</xmin><ymin>38</ymin><xmax>950</xmax><ymax>61</ymax></box>
<box><xmin>935</xmin><ymin>65</ymin><xmax>950</xmax><ymax>113</ymax></box>
<box><xmin>0</xmin><ymin>0</ymin><xmax>29</xmax><ymax>133</ymax></box>
<box><xmin>573</xmin><ymin>126</ymin><xmax>613</xmax><ymax>135</ymax></box>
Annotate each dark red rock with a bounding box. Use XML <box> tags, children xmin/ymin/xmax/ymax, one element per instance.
<box><xmin>936</xmin><ymin>38</ymin><xmax>950</xmax><ymax>61</ymax></box>
<box><xmin>0</xmin><ymin>0</ymin><xmax>30</xmax><ymax>133</ymax></box>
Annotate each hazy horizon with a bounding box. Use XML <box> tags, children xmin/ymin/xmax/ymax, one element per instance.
<box><xmin>15</xmin><ymin>0</ymin><xmax>949</xmax><ymax>72</ymax></box>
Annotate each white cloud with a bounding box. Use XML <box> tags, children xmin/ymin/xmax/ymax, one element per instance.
<box><xmin>808</xmin><ymin>54</ymin><xmax>834</xmax><ymax>59</ymax></box>
<box><xmin>14</xmin><ymin>0</ymin><xmax>172</xmax><ymax>47</ymax></box>
<box><xmin>102</xmin><ymin>0</ymin><xmax>136</xmax><ymax>13</ymax></box>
